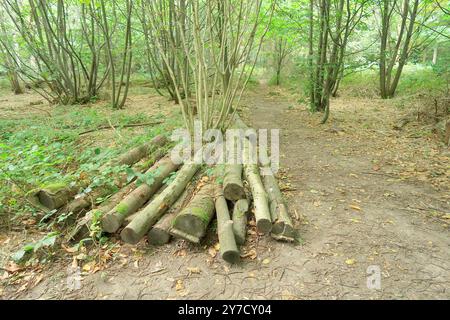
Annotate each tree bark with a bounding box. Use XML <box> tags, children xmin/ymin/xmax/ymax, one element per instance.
<box><xmin>115</xmin><ymin>134</ymin><xmax>168</xmax><ymax>166</ymax></box>
<box><xmin>38</xmin><ymin>184</ymin><xmax>80</xmax><ymax>210</ymax></box>
<box><xmin>223</xmin><ymin>164</ymin><xmax>246</xmax><ymax>201</ymax></box>
<box><xmin>215</xmin><ymin>185</ymin><xmax>240</xmax><ymax>264</ymax></box>
<box><xmin>102</xmin><ymin>156</ymin><xmax>180</xmax><ymax>233</ymax></box>
<box><xmin>65</xmin><ymin>182</ymin><xmax>136</xmax><ymax>242</ymax></box>
<box><xmin>147</xmin><ymin>188</ymin><xmax>190</xmax><ymax>246</ymax></box>
<box><xmin>121</xmin><ymin>158</ymin><xmax>202</xmax><ymax>244</ymax></box>
<box><xmin>262</xmin><ymin>169</ymin><xmax>295</xmax><ymax>241</ymax></box>
<box><xmin>243</xmin><ymin>140</ymin><xmax>272</xmax><ymax>233</ymax></box>
<box><xmin>62</xmin><ymin>143</ymin><xmax>167</xmax><ymax>215</ymax></box>
<box><xmin>232</xmin><ymin>199</ymin><xmax>249</xmax><ymax>246</ymax></box>
<box><xmin>147</xmin><ymin>211</ymin><xmax>176</xmax><ymax>246</ymax></box>
<box><xmin>170</xmin><ymin>184</ymin><xmax>216</xmax><ymax>244</ymax></box>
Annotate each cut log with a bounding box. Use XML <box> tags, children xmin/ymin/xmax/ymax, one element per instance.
<box><xmin>170</xmin><ymin>184</ymin><xmax>216</xmax><ymax>244</ymax></box>
<box><xmin>147</xmin><ymin>211</ymin><xmax>176</xmax><ymax>245</ymax></box>
<box><xmin>243</xmin><ymin>140</ymin><xmax>272</xmax><ymax>233</ymax></box>
<box><xmin>120</xmin><ymin>157</ymin><xmax>202</xmax><ymax>244</ymax></box>
<box><xmin>115</xmin><ymin>134</ymin><xmax>168</xmax><ymax>166</ymax></box>
<box><xmin>102</xmin><ymin>156</ymin><xmax>180</xmax><ymax>233</ymax></box>
<box><xmin>215</xmin><ymin>186</ymin><xmax>240</xmax><ymax>264</ymax></box>
<box><xmin>223</xmin><ymin>164</ymin><xmax>246</xmax><ymax>201</ymax></box>
<box><xmin>232</xmin><ymin>199</ymin><xmax>249</xmax><ymax>245</ymax></box>
<box><xmin>63</xmin><ymin>148</ymin><xmax>166</xmax><ymax>215</ymax></box>
<box><xmin>39</xmin><ymin>136</ymin><xmax>168</xmax><ymax>211</ymax></box>
<box><xmin>66</xmin><ymin>182</ymin><xmax>136</xmax><ymax>242</ymax></box>
<box><xmin>37</xmin><ymin>183</ymin><xmax>79</xmax><ymax>210</ymax></box>
<box><xmin>262</xmin><ymin>168</ymin><xmax>295</xmax><ymax>241</ymax></box>
<box><xmin>147</xmin><ymin>189</ymin><xmax>190</xmax><ymax>246</ymax></box>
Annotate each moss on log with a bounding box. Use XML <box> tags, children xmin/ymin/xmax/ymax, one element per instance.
<box><xmin>170</xmin><ymin>184</ymin><xmax>216</xmax><ymax>244</ymax></box>
<box><xmin>120</xmin><ymin>157</ymin><xmax>202</xmax><ymax>244</ymax></box>
<box><xmin>102</xmin><ymin>156</ymin><xmax>180</xmax><ymax>233</ymax></box>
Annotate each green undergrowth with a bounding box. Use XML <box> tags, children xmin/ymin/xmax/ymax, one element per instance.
<box><xmin>0</xmin><ymin>99</ymin><xmax>183</xmax><ymax>229</ymax></box>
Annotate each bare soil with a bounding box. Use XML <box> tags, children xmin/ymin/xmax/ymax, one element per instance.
<box><xmin>1</xmin><ymin>86</ymin><xmax>449</xmax><ymax>300</ymax></box>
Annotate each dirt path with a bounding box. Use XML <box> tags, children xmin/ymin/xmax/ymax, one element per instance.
<box><xmin>9</xmin><ymin>88</ymin><xmax>449</xmax><ymax>300</ymax></box>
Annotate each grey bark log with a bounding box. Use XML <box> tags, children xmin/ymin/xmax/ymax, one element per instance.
<box><xmin>243</xmin><ymin>140</ymin><xmax>272</xmax><ymax>233</ymax></box>
<box><xmin>120</xmin><ymin>157</ymin><xmax>201</xmax><ymax>244</ymax></box>
<box><xmin>101</xmin><ymin>156</ymin><xmax>180</xmax><ymax>233</ymax></box>
<box><xmin>262</xmin><ymin>168</ymin><xmax>295</xmax><ymax>241</ymax></box>
<box><xmin>232</xmin><ymin>199</ymin><xmax>249</xmax><ymax>245</ymax></box>
<box><xmin>66</xmin><ymin>182</ymin><xmax>136</xmax><ymax>242</ymax></box>
<box><xmin>215</xmin><ymin>186</ymin><xmax>240</xmax><ymax>264</ymax></box>
<box><xmin>223</xmin><ymin>164</ymin><xmax>246</xmax><ymax>201</ymax></box>
<box><xmin>170</xmin><ymin>184</ymin><xmax>216</xmax><ymax>243</ymax></box>
<box><xmin>147</xmin><ymin>189</ymin><xmax>190</xmax><ymax>246</ymax></box>
<box><xmin>63</xmin><ymin>148</ymin><xmax>166</xmax><ymax>215</ymax></box>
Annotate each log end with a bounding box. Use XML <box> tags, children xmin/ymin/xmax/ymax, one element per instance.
<box><xmin>222</xmin><ymin>250</ymin><xmax>240</xmax><ymax>264</ymax></box>
<box><xmin>120</xmin><ymin>227</ymin><xmax>141</xmax><ymax>245</ymax></box>
<box><xmin>256</xmin><ymin>219</ymin><xmax>272</xmax><ymax>234</ymax></box>
<box><xmin>37</xmin><ymin>190</ymin><xmax>58</xmax><ymax>210</ymax></box>
<box><xmin>224</xmin><ymin>184</ymin><xmax>246</xmax><ymax>202</ymax></box>
<box><xmin>148</xmin><ymin>228</ymin><xmax>171</xmax><ymax>246</ymax></box>
<box><xmin>101</xmin><ymin>214</ymin><xmax>122</xmax><ymax>234</ymax></box>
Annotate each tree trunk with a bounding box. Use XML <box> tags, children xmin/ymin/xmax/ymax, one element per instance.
<box><xmin>243</xmin><ymin>140</ymin><xmax>272</xmax><ymax>233</ymax></box>
<box><xmin>262</xmin><ymin>169</ymin><xmax>295</xmax><ymax>241</ymax></box>
<box><xmin>121</xmin><ymin>159</ymin><xmax>202</xmax><ymax>244</ymax></box>
<box><xmin>38</xmin><ymin>184</ymin><xmax>80</xmax><ymax>210</ymax></box>
<box><xmin>215</xmin><ymin>185</ymin><xmax>240</xmax><ymax>264</ymax></box>
<box><xmin>61</xmin><ymin>140</ymin><xmax>167</xmax><ymax>214</ymax></box>
<box><xmin>223</xmin><ymin>164</ymin><xmax>246</xmax><ymax>201</ymax></box>
<box><xmin>147</xmin><ymin>211</ymin><xmax>176</xmax><ymax>246</ymax></box>
<box><xmin>116</xmin><ymin>134</ymin><xmax>168</xmax><ymax>166</ymax></box>
<box><xmin>38</xmin><ymin>135</ymin><xmax>167</xmax><ymax>210</ymax></box>
<box><xmin>65</xmin><ymin>182</ymin><xmax>136</xmax><ymax>242</ymax></box>
<box><xmin>102</xmin><ymin>156</ymin><xmax>180</xmax><ymax>233</ymax></box>
<box><xmin>147</xmin><ymin>188</ymin><xmax>190</xmax><ymax>245</ymax></box>
<box><xmin>170</xmin><ymin>184</ymin><xmax>216</xmax><ymax>244</ymax></box>
<box><xmin>232</xmin><ymin>199</ymin><xmax>249</xmax><ymax>246</ymax></box>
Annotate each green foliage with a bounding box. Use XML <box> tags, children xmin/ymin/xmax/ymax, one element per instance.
<box><xmin>0</xmin><ymin>102</ymin><xmax>174</xmax><ymax>227</ymax></box>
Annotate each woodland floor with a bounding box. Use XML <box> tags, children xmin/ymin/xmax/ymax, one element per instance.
<box><xmin>1</xmin><ymin>85</ymin><xmax>449</xmax><ymax>300</ymax></box>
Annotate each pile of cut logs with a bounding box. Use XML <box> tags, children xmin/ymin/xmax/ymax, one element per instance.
<box><xmin>35</xmin><ymin>117</ymin><xmax>296</xmax><ymax>264</ymax></box>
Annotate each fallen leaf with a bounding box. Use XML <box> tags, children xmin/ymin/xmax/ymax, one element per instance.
<box><xmin>82</xmin><ymin>261</ymin><xmax>96</xmax><ymax>272</ymax></box>
<box><xmin>4</xmin><ymin>262</ymin><xmax>22</xmax><ymax>273</ymax></box>
<box><xmin>208</xmin><ymin>247</ymin><xmax>217</xmax><ymax>258</ymax></box>
<box><xmin>62</xmin><ymin>244</ymin><xmax>79</xmax><ymax>254</ymax></box>
<box><xmin>174</xmin><ymin>249</ymin><xmax>187</xmax><ymax>257</ymax></box>
<box><xmin>262</xmin><ymin>258</ymin><xmax>271</xmax><ymax>265</ymax></box>
<box><xmin>349</xmin><ymin>204</ymin><xmax>361</xmax><ymax>211</ymax></box>
<box><xmin>345</xmin><ymin>258</ymin><xmax>356</xmax><ymax>266</ymax></box>
<box><xmin>442</xmin><ymin>214</ymin><xmax>450</xmax><ymax>220</ymax></box>
<box><xmin>175</xmin><ymin>279</ymin><xmax>184</xmax><ymax>292</ymax></box>
<box><xmin>214</xmin><ymin>243</ymin><xmax>220</xmax><ymax>251</ymax></box>
<box><xmin>241</xmin><ymin>249</ymin><xmax>257</xmax><ymax>260</ymax></box>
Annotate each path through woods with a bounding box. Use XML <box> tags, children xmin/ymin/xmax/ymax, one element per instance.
<box><xmin>16</xmin><ymin>87</ymin><xmax>450</xmax><ymax>300</ymax></box>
